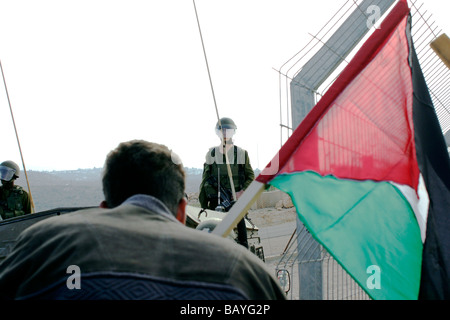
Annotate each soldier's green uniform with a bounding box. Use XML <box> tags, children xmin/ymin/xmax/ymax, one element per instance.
<box><xmin>199</xmin><ymin>145</ymin><xmax>254</xmax><ymax>209</ymax></box>
<box><xmin>0</xmin><ymin>185</ymin><xmax>31</xmax><ymax>220</ymax></box>
<box><xmin>0</xmin><ymin>160</ymin><xmax>32</xmax><ymax>220</ymax></box>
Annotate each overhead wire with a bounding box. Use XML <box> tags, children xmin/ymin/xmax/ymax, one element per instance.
<box><xmin>192</xmin><ymin>0</ymin><xmax>237</xmax><ymax>201</ymax></box>
<box><xmin>0</xmin><ymin>58</ymin><xmax>35</xmax><ymax>213</ymax></box>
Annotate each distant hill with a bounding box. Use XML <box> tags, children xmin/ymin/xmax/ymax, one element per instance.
<box><xmin>15</xmin><ymin>167</ymin><xmax>261</xmax><ymax>213</ymax></box>
<box><xmin>16</xmin><ymin>167</ymin><xmax>204</xmax><ymax>212</ymax></box>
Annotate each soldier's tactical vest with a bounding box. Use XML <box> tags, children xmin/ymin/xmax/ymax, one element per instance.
<box><xmin>205</xmin><ymin>146</ymin><xmax>246</xmax><ymax>198</ymax></box>
<box><xmin>0</xmin><ymin>186</ymin><xmax>26</xmax><ymax>220</ymax></box>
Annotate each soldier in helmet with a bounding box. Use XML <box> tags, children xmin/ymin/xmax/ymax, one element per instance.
<box><xmin>0</xmin><ymin>160</ymin><xmax>32</xmax><ymax>220</ymax></box>
<box><xmin>199</xmin><ymin>117</ymin><xmax>255</xmax><ymax>248</ymax></box>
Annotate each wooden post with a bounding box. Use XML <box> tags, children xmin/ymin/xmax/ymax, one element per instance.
<box><xmin>430</xmin><ymin>34</ymin><xmax>450</xmax><ymax>69</ymax></box>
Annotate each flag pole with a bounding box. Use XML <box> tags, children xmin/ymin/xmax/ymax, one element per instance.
<box><xmin>0</xmin><ymin>59</ymin><xmax>35</xmax><ymax>213</ymax></box>
<box><xmin>212</xmin><ymin>180</ymin><xmax>265</xmax><ymax>237</ymax></box>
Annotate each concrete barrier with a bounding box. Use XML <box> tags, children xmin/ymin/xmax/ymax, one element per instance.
<box><xmin>251</xmin><ymin>190</ymin><xmax>293</xmax><ymax>209</ymax></box>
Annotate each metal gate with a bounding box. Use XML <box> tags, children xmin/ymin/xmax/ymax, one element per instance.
<box><xmin>275</xmin><ymin>222</ymin><xmax>370</xmax><ymax>300</ymax></box>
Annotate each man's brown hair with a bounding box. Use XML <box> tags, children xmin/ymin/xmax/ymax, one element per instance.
<box><xmin>102</xmin><ymin>140</ymin><xmax>185</xmax><ymax>215</ymax></box>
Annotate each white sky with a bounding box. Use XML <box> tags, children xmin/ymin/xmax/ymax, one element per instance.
<box><xmin>0</xmin><ymin>0</ymin><xmax>448</xmax><ymax>171</ymax></box>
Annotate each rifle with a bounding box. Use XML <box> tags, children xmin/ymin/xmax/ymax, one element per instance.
<box><xmin>206</xmin><ymin>175</ymin><xmax>235</xmax><ymax>212</ymax></box>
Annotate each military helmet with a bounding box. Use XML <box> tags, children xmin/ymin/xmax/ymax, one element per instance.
<box><xmin>0</xmin><ymin>160</ymin><xmax>20</xmax><ymax>181</ymax></box>
<box><xmin>215</xmin><ymin>117</ymin><xmax>237</xmax><ymax>130</ymax></box>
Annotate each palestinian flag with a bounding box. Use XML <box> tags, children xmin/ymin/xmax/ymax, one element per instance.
<box><xmin>257</xmin><ymin>0</ymin><xmax>450</xmax><ymax>300</ymax></box>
